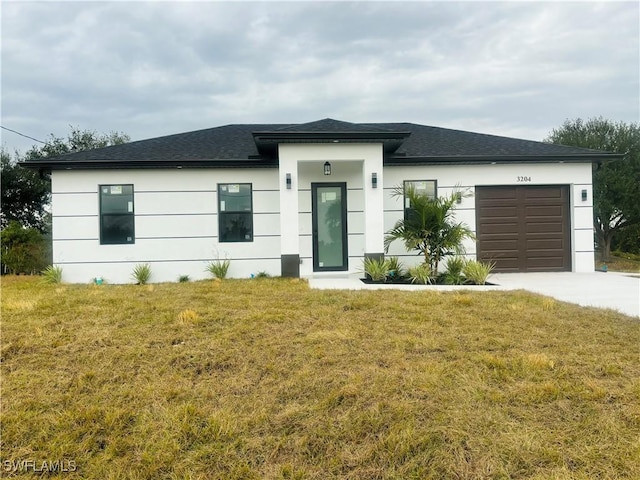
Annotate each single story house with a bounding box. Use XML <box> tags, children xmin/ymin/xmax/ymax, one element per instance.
<box><xmin>21</xmin><ymin>118</ymin><xmax>617</xmax><ymax>283</ymax></box>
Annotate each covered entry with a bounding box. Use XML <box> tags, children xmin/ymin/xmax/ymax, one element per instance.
<box><xmin>476</xmin><ymin>185</ymin><xmax>571</xmax><ymax>272</ymax></box>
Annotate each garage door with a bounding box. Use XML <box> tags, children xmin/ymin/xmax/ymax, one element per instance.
<box><xmin>476</xmin><ymin>186</ymin><xmax>571</xmax><ymax>272</ymax></box>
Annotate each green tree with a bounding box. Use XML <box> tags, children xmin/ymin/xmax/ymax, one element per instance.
<box><xmin>1</xmin><ymin>148</ymin><xmax>51</xmax><ymax>231</ymax></box>
<box><xmin>23</xmin><ymin>127</ymin><xmax>130</xmax><ymax>160</ymax></box>
<box><xmin>384</xmin><ymin>185</ymin><xmax>475</xmax><ymax>272</ymax></box>
<box><xmin>1</xmin><ymin>127</ymin><xmax>129</xmax><ymax>274</ymax></box>
<box><xmin>545</xmin><ymin>118</ymin><xmax>640</xmax><ymax>260</ymax></box>
<box><xmin>1</xmin><ymin>128</ymin><xmax>130</xmax><ymax>232</ymax></box>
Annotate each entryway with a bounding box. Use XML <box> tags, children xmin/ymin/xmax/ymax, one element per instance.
<box><xmin>311</xmin><ymin>183</ymin><xmax>348</xmax><ymax>271</ymax></box>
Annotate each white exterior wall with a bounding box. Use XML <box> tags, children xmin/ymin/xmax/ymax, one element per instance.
<box><xmin>383</xmin><ymin>162</ymin><xmax>594</xmax><ymax>272</ymax></box>
<box><xmin>51</xmin><ymin>168</ymin><xmax>281</xmax><ymax>283</ymax></box>
<box><xmin>50</xmin><ymin>154</ymin><xmax>594</xmax><ymax>283</ymax></box>
<box><xmin>278</xmin><ymin>143</ymin><xmax>384</xmax><ymax>277</ymax></box>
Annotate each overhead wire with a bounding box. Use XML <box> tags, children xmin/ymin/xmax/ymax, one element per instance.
<box><xmin>0</xmin><ymin>125</ymin><xmax>46</xmax><ymax>144</ymax></box>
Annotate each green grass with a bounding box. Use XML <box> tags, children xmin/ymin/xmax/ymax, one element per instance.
<box><xmin>2</xmin><ymin>276</ymin><xmax>639</xmax><ymax>479</ymax></box>
<box><xmin>597</xmin><ymin>252</ymin><xmax>640</xmax><ymax>273</ymax></box>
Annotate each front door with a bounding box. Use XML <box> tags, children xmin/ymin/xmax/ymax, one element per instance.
<box><xmin>312</xmin><ymin>183</ymin><xmax>348</xmax><ymax>271</ymax></box>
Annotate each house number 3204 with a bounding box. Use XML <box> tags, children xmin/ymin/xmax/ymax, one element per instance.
<box><xmin>517</xmin><ymin>176</ymin><xmax>532</xmax><ymax>182</ymax></box>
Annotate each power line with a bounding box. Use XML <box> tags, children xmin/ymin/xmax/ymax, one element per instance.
<box><xmin>0</xmin><ymin>125</ymin><xmax>46</xmax><ymax>144</ymax></box>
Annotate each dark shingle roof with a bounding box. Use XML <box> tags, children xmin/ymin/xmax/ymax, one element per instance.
<box><xmin>274</xmin><ymin>118</ymin><xmax>394</xmax><ymax>133</ymax></box>
<box><xmin>20</xmin><ymin>119</ymin><xmax>618</xmax><ymax>170</ymax></box>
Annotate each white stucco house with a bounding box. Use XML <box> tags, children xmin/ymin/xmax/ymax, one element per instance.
<box><xmin>21</xmin><ymin>119</ymin><xmax>618</xmax><ymax>283</ymax></box>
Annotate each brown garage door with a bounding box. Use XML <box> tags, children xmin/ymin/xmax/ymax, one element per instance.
<box><xmin>476</xmin><ymin>186</ymin><xmax>571</xmax><ymax>272</ymax></box>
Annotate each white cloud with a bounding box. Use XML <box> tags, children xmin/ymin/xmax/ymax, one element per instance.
<box><xmin>1</xmin><ymin>1</ymin><xmax>638</xmax><ymax>153</ymax></box>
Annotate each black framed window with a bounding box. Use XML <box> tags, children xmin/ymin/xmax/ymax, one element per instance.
<box><xmin>218</xmin><ymin>183</ymin><xmax>253</xmax><ymax>242</ymax></box>
<box><xmin>403</xmin><ymin>180</ymin><xmax>437</xmax><ymax>220</ymax></box>
<box><xmin>100</xmin><ymin>184</ymin><xmax>134</xmax><ymax>244</ymax></box>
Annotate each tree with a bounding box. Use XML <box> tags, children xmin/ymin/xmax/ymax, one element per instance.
<box><xmin>545</xmin><ymin>118</ymin><xmax>640</xmax><ymax>260</ymax></box>
<box><xmin>1</xmin><ymin>127</ymin><xmax>129</xmax><ymax>274</ymax></box>
<box><xmin>23</xmin><ymin>127</ymin><xmax>130</xmax><ymax>160</ymax></box>
<box><xmin>1</xmin><ymin>128</ymin><xmax>130</xmax><ymax>232</ymax></box>
<box><xmin>384</xmin><ymin>185</ymin><xmax>475</xmax><ymax>272</ymax></box>
<box><xmin>1</xmin><ymin>148</ymin><xmax>51</xmax><ymax>231</ymax></box>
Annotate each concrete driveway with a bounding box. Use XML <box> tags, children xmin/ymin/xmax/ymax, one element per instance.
<box><xmin>308</xmin><ymin>271</ymin><xmax>640</xmax><ymax>318</ymax></box>
<box><xmin>490</xmin><ymin>272</ymin><xmax>639</xmax><ymax>318</ymax></box>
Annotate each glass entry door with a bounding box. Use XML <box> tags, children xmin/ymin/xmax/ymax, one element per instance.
<box><xmin>311</xmin><ymin>183</ymin><xmax>348</xmax><ymax>271</ymax></box>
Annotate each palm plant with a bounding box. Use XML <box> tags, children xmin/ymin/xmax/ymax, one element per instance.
<box><xmin>384</xmin><ymin>185</ymin><xmax>475</xmax><ymax>273</ymax></box>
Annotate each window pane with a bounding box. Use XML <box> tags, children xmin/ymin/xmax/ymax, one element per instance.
<box><xmin>101</xmin><ymin>185</ymin><xmax>134</xmax><ymax>214</ymax></box>
<box><xmin>219</xmin><ymin>184</ymin><xmax>252</xmax><ymax>212</ymax></box>
<box><xmin>101</xmin><ymin>215</ymin><xmax>134</xmax><ymax>244</ymax></box>
<box><xmin>404</xmin><ymin>180</ymin><xmax>436</xmax><ymax>220</ymax></box>
<box><xmin>219</xmin><ymin>213</ymin><xmax>253</xmax><ymax>242</ymax></box>
<box><xmin>100</xmin><ymin>184</ymin><xmax>134</xmax><ymax>244</ymax></box>
<box><xmin>405</xmin><ymin>180</ymin><xmax>436</xmax><ymax>201</ymax></box>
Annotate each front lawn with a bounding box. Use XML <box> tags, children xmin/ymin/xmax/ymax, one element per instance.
<box><xmin>2</xmin><ymin>276</ymin><xmax>639</xmax><ymax>479</ymax></box>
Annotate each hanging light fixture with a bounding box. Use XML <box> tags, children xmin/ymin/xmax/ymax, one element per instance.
<box><xmin>324</xmin><ymin>161</ymin><xmax>331</xmax><ymax>175</ymax></box>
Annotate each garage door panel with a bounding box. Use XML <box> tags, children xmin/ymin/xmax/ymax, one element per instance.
<box><xmin>479</xmin><ymin>223</ymin><xmax>518</xmax><ymax>235</ymax></box>
<box><xmin>477</xmin><ymin>188</ymin><xmax>517</xmax><ymax>200</ymax></box>
<box><xmin>526</xmin><ymin>239</ymin><xmax>563</xmax><ymax>250</ymax></box>
<box><xmin>526</xmin><ymin>222</ymin><xmax>565</xmax><ymax>234</ymax></box>
<box><xmin>479</xmin><ymin>206</ymin><xmax>518</xmax><ymax>218</ymax></box>
<box><xmin>524</xmin><ymin>187</ymin><xmax>564</xmax><ymax>200</ymax></box>
<box><xmin>482</xmin><ymin>240</ymin><xmax>519</xmax><ymax>251</ymax></box>
<box><xmin>476</xmin><ymin>185</ymin><xmax>570</xmax><ymax>272</ymax></box>
<box><xmin>528</xmin><ymin>257</ymin><xmax>566</xmax><ymax>269</ymax></box>
<box><xmin>485</xmin><ymin>257</ymin><xmax>520</xmax><ymax>271</ymax></box>
<box><xmin>526</xmin><ymin>206</ymin><xmax>563</xmax><ymax>217</ymax></box>
<box><xmin>527</xmin><ymin>249</ymin><xmax>566</xmax><ymax>257</ymax></box>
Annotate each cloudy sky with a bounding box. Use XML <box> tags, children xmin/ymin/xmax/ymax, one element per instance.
<box><xmin>1</xmin><ymin>1</ymin><xmax>638</xmax><ymax>155</ymax></box>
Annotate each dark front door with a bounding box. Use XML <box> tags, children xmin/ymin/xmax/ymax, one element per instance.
<box><xmin>312</xmin><ymin>183</ymin><xmax>348</xmax><ymax>271</ymax></box>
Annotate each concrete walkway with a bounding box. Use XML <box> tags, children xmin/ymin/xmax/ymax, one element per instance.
<box><xmin>307</xmin><ymin>272</ymin><xmax>640</xmax><ymax>318</ymax></box>
<box><xmin>491</xmin><ymin>272</ymin><xmax>639</xmax><ymax>318</ymax></box>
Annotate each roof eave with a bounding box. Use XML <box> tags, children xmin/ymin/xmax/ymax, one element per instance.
<box><xmin>18</xmin><ymin>158</ymin><xmax>278</xmax><ymax>170</ymax></box>
<box><xmin>385</xmin><ymin>153</ymin><xmax>622</xmax><ymax>166</ymax></box>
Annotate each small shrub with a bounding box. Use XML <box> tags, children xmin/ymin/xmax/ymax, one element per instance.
<box><xmin>442</xmin><ymin>256</ymin><xmax>466</xmax><ymax>285</ymax></box>
<box><xmin>363</xmin><ymin>257</ymin><xmax>389</xmax><ymax>282</ymax></box>
<box><xmin>1</xmin><ymin>221</ymin><xmax>50</xmax><ymax>275</ymax></box>
<box><xmin>178</xmin><ymin>275</ymin><xmax>190</xmax><ymax>283</ymax></box>
<box><xmin>386</xmin><ymin>256</ymin><xmax>405</xmax><ymax>279</ymax></box>
<box><xmin>255</xmin><ymin>271</ymin><xmax>270</xmax><ymax>278</ymax></box>
<box><xmin>408</xmin><ymin>263</ymin><xmax>433</xmax><ymax>285</ymax></box>
<box><xmin>463</xmin><ymin>260</ymin><xmax>495</xmax><ymax>285</ymax></box>
<box><xmin>206</xmin><ymin>259</ymin><xmax>230</xmax><ymax>279</ymax></box>
<box><xmin>612</xmin><ymin>250</ymin><xmax>640</xmax><ymax>262</ymax></box>
<box><xmin>131</xmin><ymin>263</ymin><xmax>152</xmax><ymax>285</ymax></box>
<box><xmin>41</xmin><ymin>265</ymin><xmax>63</xmax><ymax>284</ymax></box>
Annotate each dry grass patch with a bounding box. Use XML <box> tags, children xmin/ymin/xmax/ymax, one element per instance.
<box><xmin>1</xmin><ymin>276</ymin><xmax>639</xmax><ymax>479</ymax></box>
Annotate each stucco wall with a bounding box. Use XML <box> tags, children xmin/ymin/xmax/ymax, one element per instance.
<box><xmin>278</xmin><ymin>143</ymin><xmax>384</xmax><ymax>277</ymax></box>
<box><xmin>50</xmin><ymin>158</ymin><xmax>594</xmax><ymax>283</ymax></box>
<box><xmin>51</xmin><ymin>169</ymin><xmax>281</xmax><ymax>283</ymax></box>
<box><xmin>383</xmin><ymin>162</ymin><xmax>594</xmax><ymax>272</ymax></box>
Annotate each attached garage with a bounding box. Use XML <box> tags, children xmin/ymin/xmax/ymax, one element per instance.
<box><xmin>476</xmin><ymin>185</ymin><xmax>571</xmax><ymax>272</ymax></box>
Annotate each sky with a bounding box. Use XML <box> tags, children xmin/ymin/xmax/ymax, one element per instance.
<box><xmin>1</xmin><ymin>1</ymin><xmax>638</xmax><ymax>155</ymax></box>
